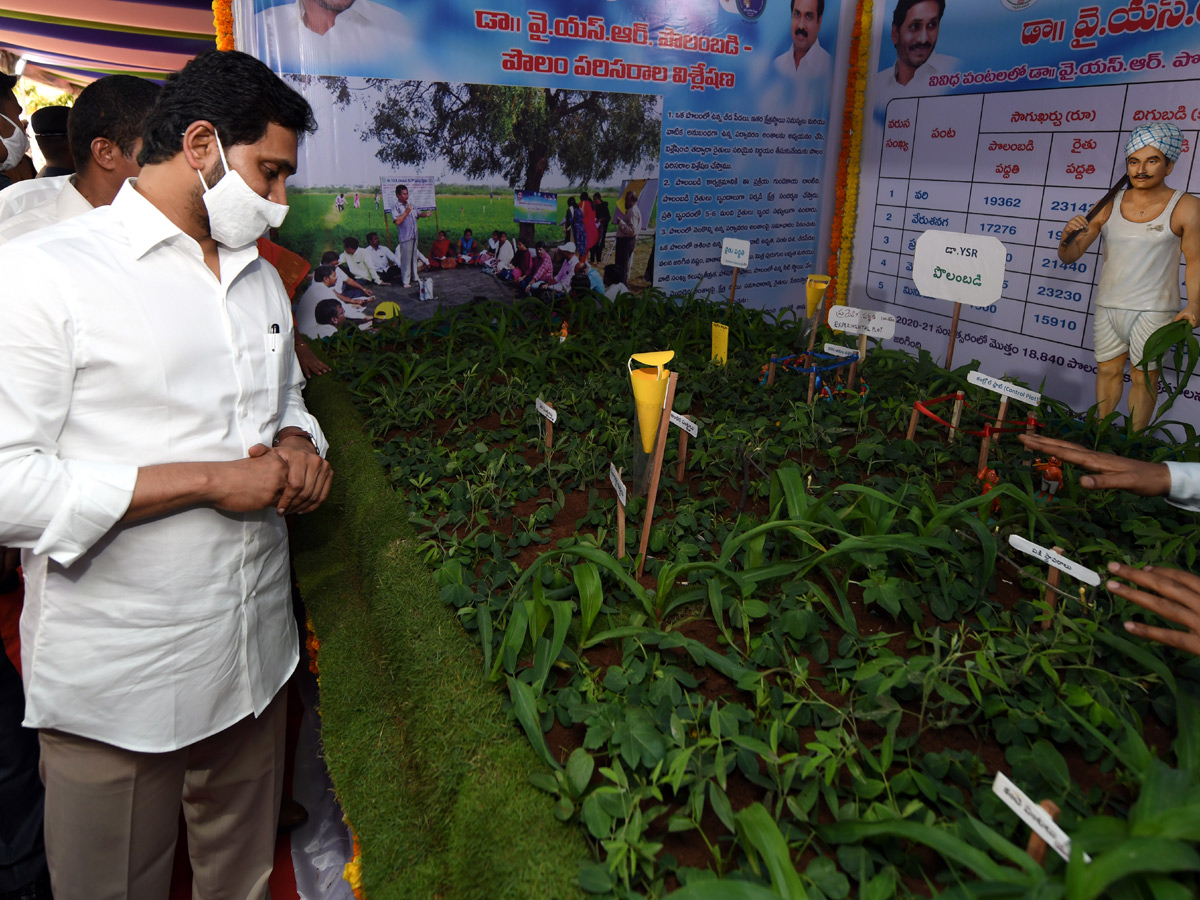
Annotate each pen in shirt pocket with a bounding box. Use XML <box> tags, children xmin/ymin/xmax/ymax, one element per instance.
<box><xmin>269</xmin><ymin>323</ymin><xmax>280</xmax><ymax>352</ymax></box>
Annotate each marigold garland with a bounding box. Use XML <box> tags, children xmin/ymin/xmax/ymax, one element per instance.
<box><xmin>342</xmin><ymin>831</ymin><xmax>364</xmax><ymax>899</ymax></box>
<box><xmin>305</xmin><ymin>617</ymin><xmax>320</xmax><ymax>675</ymax></box>
<box><xmin>212</xmin><ymin>0</ymin><xmax>235</xmax><ymax>50</ymax></box>
<box><xmin>826</xmin><ymin>0</ymin><xmax>872</xmax><ymax>306</ymax></box>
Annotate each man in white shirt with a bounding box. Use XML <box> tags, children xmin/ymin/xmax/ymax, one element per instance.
<box><xmin>295</xmin><ymin>263</ymin><xmax>362</xmax><ymax>338</ymax></box>
<box><xmin>0</xmin><ymin>75</ymin><xmax>159</xmax><ymax>246</ymax></box>
<box><xmin>252</xmin><ymin>0</ymin><xmax>413</xmax><ymax>75</ymax></box>
<box><xmin>488</xmin><ymin>230</ymin><xmax>514</xmax><ymax>275</ymax></box>
<box><xmin>363</xmin><ymin>230</ymin><xmax>402</xmax><ymax>282</ymax></box>
<box><xmin>338</xmin><ymin>235</ymin><xmax>382</xmax><ymax>284</ymax></box>
<box><xmin>874</xmin><ymin>0</ymin><xmax>959</xmax><ymax>117</ymax></box>
<box><xmin>0</xmin><ymin>51</ymin><xmax>332</xmax><ymax>900</ymax></box>
<box><xmin>772</xmin><ymin>0</ymin><xmax>832</xmax><ymax>84</ymax></box>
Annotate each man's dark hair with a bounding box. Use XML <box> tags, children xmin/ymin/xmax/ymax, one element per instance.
<box><xmin>395</xmin><ymin>183</ymin><xmax>407</xmax><ymax>196</ymax></box>
<box><xmin>535</xmin><ymin>241</ymin><xmax>545</xmax><ymax>250</ymax></box>
<box><xmin>603</xmin><ymin>264</ymin><xmax>621</xmax><ymax>287</ymax></box>
<box><xmin>139</xmin><ymin>50</ymin><xmax>316</xmax><ymax>165</ymax></box>
<box><xmin>343</xmin><ymin>236</ymin><xmax>359</xmax><ymax>250</ymax></box>
<box><xmin>314</xmin><ymin>264</ymin><xmax>335</xmax><ymax>282</ymax></box>
<box><xmin>790</xmin><ymin>0</ymin><xmax>825</xmax><ymax>16</ymax></box>
<box><xmin>315</xmin><ymin>297</ymin><xmax>341</xmax><ymax>325</ymax></box>
<box><xmin>0</xmin><ymin>73</ymin><xmax>17</xmax><ymax>93</ymax></box>
<box><xmin>892</xmin><ymin>0</ymin><xmax>944</xmax><ymax>29</ymax></box>
<box><xmin>366</xmin><ymin>231</ymin><xmax>379</xmax><ymax>241</ymax></box>
<box><xmin>321</xmin><ymin>250</ymin><xmax>339</xmax><ymax>264</ymax></box>
<box><xmin>69</xmin><ymin>76</ymin><xmax>160</xmax><ymax>174</ymax></box>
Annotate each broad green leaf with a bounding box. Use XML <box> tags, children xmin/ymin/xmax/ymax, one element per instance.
<box><xmin>709</xmin><ymin>781</ymin><xmax>736</xmax><ymax>833</ymax></box>
<box><xmin>572</xmin><ymin>561</ymin><xmax>603</xmax><ymax>646</ymax></box>
<box><xmin>1066</xmin><ymin>837</ymin><xmax>1200</xmax><ymax>900</ymax></box>
<box><xmin>665</xmin><ymin>880</ymin><xmax>783</xmax><ymax>900</ymax></box>
<box><xmin>566</xmin><ymin>747</ymin><xmax>594</xmax><ymax>797</ymax></box>
<box><xmin>531</xmin><ymin>599</ymin><xmax>572</xmax><ymax>695</ymax></box>
<box><xmin>477</xmin><ymin>601</ymin><xmax>492</xmax><ymax>675</ymax></box>
<box><xmin>820</xmin><ymin>820</ymin><xmax>1026</xmax><ymax>884</ymax></box>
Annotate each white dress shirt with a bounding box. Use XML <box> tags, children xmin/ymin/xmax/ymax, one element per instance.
<box><xmin>0</xmin><ymin>176</ymin><xmax>93</xmax><ymax>246</ymax></box>
<box><xmin>1167</xmin><ymin>462</ymin><xmax>1200</xmax><ymax>512</ymax></box>
<box><xmin>874</xmin><ymin>52</ymin><xmax>961</xmax><ymax>117</ymax></box>
<box><xmin>363</xmin><ymin>241</ymin><xmax>398</xmax><ymax>274</ymax></box>
<box><xmin>0</xmin><ymin>180</ymin><xmax>327</xmax><ymax>752</ymax></box>
<box><xmin>772</xmin><ymin>41</ymin><xmax>832</xmax><ymax>81</ymax></box>
<box><xmin>294</xmin><ymin>279</ymin><xmax>345</xmax><ymax>339</ymax></box>
<box><xmin>0</xmin><ymin>173</ymin><xmax>70</xmax><ymax>222</ymax></box>
<box><xmin>339</xmin><ymin>247</ymin><xmax>381</xmax><ymax>283</ymax></box>
<box><xmin>253</xmin><ymin>0</ymin><xmax>413</xmax><ymax>75</ymax></box>
<box><xmin>495</xmin><ymin>239</ymin><xmax>514</xmax><ymax>272</ymax></box>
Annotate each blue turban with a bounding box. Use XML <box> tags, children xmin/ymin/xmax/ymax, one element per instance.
<box><xmin>1125</xmin><ymin>122</ymin><xmax>1184</xmax><ymax>162</ymax></box>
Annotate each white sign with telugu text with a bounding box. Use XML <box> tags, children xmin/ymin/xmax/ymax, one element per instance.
<box><xmin>967</xmin><ymin>370</ymin><xmax>1041</xmax><ymax>407</ymax></box>
<box><xmin>720</xmin><ymin>238</ymin><xmax>750</xmax><ymax>269</ymax></box>
<box><xmin>535</xmin><ymin>398</ymin><xmax>557</xmax><ymax>423</ymax></box>
<box><xmin>992</xmin><ymin>772</ymin><xmax>1090</xmax><ymax>864</ymax></box>
<box><xmin>1007</xmin><ymin>535</ymin><xmax>1100</xmax><ymax>587</ymax></box>
<box><xmin>828</xmin><ymin>305</ymin><xmax>897</xmax><ymax>339</ymax></box>
<box><xmin>823</xmin><ymin>343</ymin><xmax>859</xmax><ymax>359</ymax></box>
<box><xmin>609</xmin><ymin>463</ymin><xmax>627</xmax><ymax>507</ymax></box>
<box><xmin>913</xmin><ymin>231</ymin><xmax>1006</xmax><ymax>307</ymax></box>
<box><xmin>669</xmin><ymin>410</ymin><xmax>699</xmax><ymax>437</ymax></box>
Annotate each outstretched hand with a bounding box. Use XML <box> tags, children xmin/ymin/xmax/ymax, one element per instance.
<box><xmin>1106</xmin><ymin>562</ymin><xmax>1200</xmax><ymax>658</ymax></box>
<box><xmin>1019</xmin><ymin>434</ymin><xmax>1170</xmax><ymax>496</ymax></box>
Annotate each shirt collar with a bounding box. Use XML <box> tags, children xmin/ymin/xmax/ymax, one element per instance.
<box><xmin>293</xmin><ymin>0</ymin><xmax>373</xmax><ymax>30</ymax></box>
<box><xmin>56</xmin><ymin>176</ymin><xmax>95</xmax><ymax>220</ymax></box>
<box><xmin>113</xmin><ymin>179</ymin><xmax>259</xmax><ymax>272</ymax></box>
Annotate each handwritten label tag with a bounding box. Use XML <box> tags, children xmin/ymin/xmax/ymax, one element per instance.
<box><xmin>967</xmin><ymin>370</ymin><xmax>1041</xmax><ymax>406</ymax></box>
<box><xmin>823</xmin><ymin>343</ymin><xmax>859</xmax><ymax>359</ymax></box>
<box><xmin>913</xmin><ymin>231</ymin><xmax>1006</xmax><ymax>307</ymax></box>
<box><xmin>992</xmin><ymin>772</ymin><xmax>1090</xmax><ymax>863</ymax></box>
<box><xmin>609</xmin><ymin>463</ymin><xmax>627</xmax><ymax>506</ymax></box>
<box><xmin>669</xmin><ymin>410</ymin><xmax>699</xmax><ymax>437</ymax></box>
<box><xmin>828</xmin><ymin>305</ymin><xmax>897</xmax><ymax>339</ymax></box>
<box><xmin>535</xmin><ymin>398</ymin><xmax>557</xmax><ymax>423</ymax></box>
<box><xmin>1007</xmin><ymin>535</ymin><xmax>1100</xmax><ymax>587</ymax></box>
<box><xmin>721</xmin><ymin>237</ymin><xmax>750</xmax><ymax>269</ymax></box>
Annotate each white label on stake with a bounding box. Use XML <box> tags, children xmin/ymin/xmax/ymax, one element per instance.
<box><xmin>535</xmin><ymin>398</ymin><xmax>557</xmax><ymax>423</ymax></box>
<box><xmin>828</xmin><ymin>305</ymin><xmax>897</xmax><ymax>339</ymax></box>
<box><xmin>913</xmin><ymin>231</ymin><xmax>1006</xmax><ymax>307</ymax></box>
<box><xmin>1007</xmin><ymin>535</ymin><xmax>1101</xmax><ymax>587</ymax></box>
<box><xmin>823</xmin><ymin>343</ymin><xmax>859</xmax><ymax>359</ymax></box>
<box><xmin>721</xmin><ymin>237</ymin><xmax>750</xmax><ymax>269</ymax></box>
<box><xmin>968</xmin><ymin>370</ymin><xmax>1042</xmax><ymax>406</ymax></box>
<box><xmin>992</xmin><ymin>772</ymin><xmax>1090</xmax><ymax>863</ymax></box>
<box><xmin>609</xmin><ymin>463</ymin><xmax>627</xmax><ymax>506</ymax></box>
<box><xmin>669</xmin><ymin>410</ymin><xmax>699</xmax><ymax>437</ymax></box>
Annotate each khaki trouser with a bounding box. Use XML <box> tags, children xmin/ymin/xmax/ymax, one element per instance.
<box><xmin>38</xmin><ymin>689</ymin><xmax>286</xmax><ymax>900</ymax></box>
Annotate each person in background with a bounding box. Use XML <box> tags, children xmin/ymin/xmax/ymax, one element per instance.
<box><xmin>603</xmin><ymin>263</ymin><xmax>628</xmax><ymax>300</ymax></box>
<box><xmin>517</xmin><ymin>240</ymin><xmax>553</xmax><ymax>296</ymax></box>
<box><xmin>363</xmin><ymin>231</ymin><xmax>401</xmax><ymax>282</ymax></box>
<box><xmin>591</xmin><ymin>192</ymin><xmax>610</xmax><ymax>264</ymax></box>
<box><xmin>549</xmin><ymin>241</ymin><xmax>579</xmax><ymax>294</ymax></box>
<box><xmin>428</xmin><ymin>229</ymin><xmax>453</xmax><ymax>267</ymax></box>
<box><xmin>510</xmin><ymin>237</ymin><xmax>531</xmax><ymax>281</ymax></box>
<box><xmin>339</xmin><ymin>235</ymin><xmax>382</xmax><ymax>285</ymax></box>
<box><xmin>458</xmin><ymin>227</ymin><xmax>481</xmax><ymax>265</ymax></box>
<box><xmin>0</xmin><ymin>73</ymin><xmax>32</xmax><ymax>192</ymax></box>
<box><xmin>391</xmin><ymin>183</ymin><xmax>429</xmax><ymax>288</ymax></box>
<box><xmin>580</xmin><ymin>191</ymin><xmax>598</xmax><ymax>262</ymax></box>
<box><xmin>614</xmin><ymin>189</ymin><xmax>641</xmax><ymax>284</ymax></box>
<box><xmin>320</xmin><ymin>249</ymin><xmax>374</xmax><ymax>300</ymax></box>
<box><xmin>314</xmin><ymin>296</ymin><xmax>372</xmax><ymax>333</ymax></box>
<box><xmin>29</xmin><ymin>106</ymin><xmax>73</xmax><ymax>178</ymax></box>
<box><xmin>562</xmin><ymin>197</ymin><xmax>577</xmax><ymax>245</ymax></box>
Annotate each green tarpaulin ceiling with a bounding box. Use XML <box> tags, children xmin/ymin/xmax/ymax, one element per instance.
<box><xmin>0</xmin><ymin>1</ymin><xmax>218</xmax><ymax>92</ymax></box>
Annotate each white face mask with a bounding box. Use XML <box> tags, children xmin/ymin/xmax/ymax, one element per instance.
<box><xmin>0</xmin><ymin>113</ymin><xmax>30</xmax><ymax>172</ymax></box>
<box><xmin>197</xmin><ymin>131</ymin><xmax>289</xmax><ymax>248</ymax></box>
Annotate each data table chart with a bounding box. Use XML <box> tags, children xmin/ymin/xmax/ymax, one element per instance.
<box><xmin>867</xmin><ymin>80</ymin><xmax>1200</xmax><ymax>357</ymax></box>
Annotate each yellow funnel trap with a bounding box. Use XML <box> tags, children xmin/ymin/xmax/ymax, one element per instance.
<box><xmin>628</xmin><ymin>351</ymin><xmax>674</xmax><ymax>453</ymax></box>
<box><xmin>806</xmin><ymin>274</ymin><xmax>831</xmax><ymax>317</ymax></box>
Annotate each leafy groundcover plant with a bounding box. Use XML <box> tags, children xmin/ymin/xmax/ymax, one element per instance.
<box><xmin>320</xmin><ymin>288</ymin><xmax>1200</xmax><ymax>899</ymax></box>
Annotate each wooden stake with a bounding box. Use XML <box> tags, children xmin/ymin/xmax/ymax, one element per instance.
<box><xmin>847</xmin><ymin>333</ymin><xmax>868</xmax><ymax>390</ymax></box>
<box><xmin>676</xmin><ymin>429</ymin><xmax>689</xmax><ymax>483</ymax></box>
<box><xmin>906</xmin><ymin>405</ymin><xmax>921</xmax><ymax>441</ymax></box>
<box><xmin>767</xmin><ymin>360</ymin><xmax>776</xmax><ymax>387</ymax></box>
<box><xmin>945</xmin><ymin>302</ymin><xmax>962</xmax><ymax>370</ymax></box>
<box><xmin>807</xmin><ymin>368</ymin><xmax>817</xmax><ymax>403</ymax></box>
<box><xmin>544</xmin><ymin>403</ymin><xmax>554</xmax><ymax>450</ymax></box>
<box><xmin>976</xmin><ymin>396</ymin><xmax>1009</xmax><ymax>474</ymax></box>
<box><xmin>726</xmin><ymin>267</ymin><xmax>740</xmax><ymax>312</ymax></box>
<box><xmin>949</xmin><ymin>390</ymin><xmax>965</xmax><ymax>442</ymax></box>
<box><xmin>636</xmin><ymin>373</ymin><xmax>679</xmax><ymax>580</ymax></box>
<box><xmin>1025</xmin><ymin>800</ymin><xmax>1062</xmax><ymax>865</ymax></box>
<box><xmin>1026</xmin><ymin>411</ymin><xmax>1037</xmax><ymax>436</ymax></box>
<box><xmin>616</xmin><ymin>467</ymin><xmax>626</xmax><ymax>560</ymax></box>
<box><xmin>1042</xmin><ymin>546</ymin><xmax>1063</xmax><ymax>631</ymax></box>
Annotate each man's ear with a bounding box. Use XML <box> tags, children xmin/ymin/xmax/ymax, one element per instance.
<box><xmin>89</xmin><ymin>136</ymin><xmax>119</xmax><ymax>172</ymax></box>
<box><xmin>181</xmin><ymin>120</ymin><xmax>220</xmax><ymax>180</ymax></box>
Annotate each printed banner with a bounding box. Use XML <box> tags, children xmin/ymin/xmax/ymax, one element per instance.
<box><xmin>850</xmin><ymin>0</ymin><xmax>1200</xmax><ymax>426</ymax></box>
<box><xmin>235</xmin><ymin>0</ymin><xmax>854</xmax><ymax>311</ymax></box>
<box><xmin>513</xmin><ymin>190</ymin><xmax>559</xmax><ymax>225</ymax></box>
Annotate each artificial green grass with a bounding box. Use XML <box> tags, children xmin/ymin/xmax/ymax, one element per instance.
<box><xmin>291</xmin><ymin>361</ymin><xmax>588</xmax><ymax>900</ymax></box>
